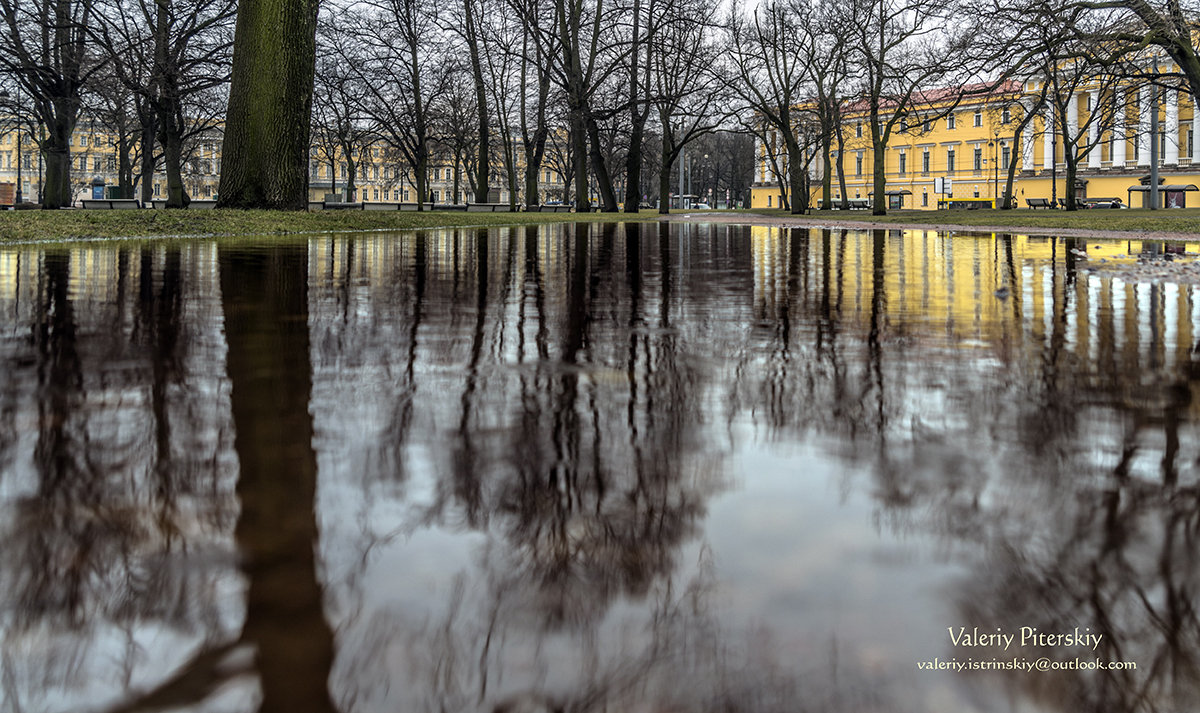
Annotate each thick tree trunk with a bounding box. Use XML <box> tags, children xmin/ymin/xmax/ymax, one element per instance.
<box><xmin>464</xmin><ymin>0</ymin><xmax>489</xmax><ymax>204</ymax></box>
<box><xmin>162</xmin><ymin>129</ymin><xmax>190</xmax><ymax>208</ymax></box>
<box><xmin>625</xmin><ymin>119</ymin><xmax>645</xmax><ymax>212</ymax></box>
<box><xmin>787</xmin><ymin>140</ymin><xmax>806</xmax><ymax>215</ymax></box>
<box><xmin>835</xmin><ymin>126</ymin><xmax>849</xmax><ymax>210</ymax></box>
<box><xmin>623</xmin><ymin>0</ymin><xmax>645</xmax><ymax>214</ymax></box>
<box><xmin>585</xmin><ymin>114</ymin><xmax>618</xmax><ymax>212</ymax></box>
<box><xmin>570</xmin><ymin>106</ymin><xmax>589</xmax><ymax>210</ymax></box>
<box><xmin>658</xmin><ymin>152</ymin><xmax>673</xmax><ymax>215</ymax></box>
<box><xmin>820</xmin><ymin>131</ymin><xmax>832</xmax><ymax>209</ymax></box>
<box><xmin>342</xmin><ymin>146</ymin><xmax>356</xmax><ymax>202</ymax></box>
<box><xmin>871</xmin><ymin>140</ymin><xmax>887</xmax><ymax>216</ymax></box>
<box><xmin>118</xmin><ymin>137</ymin><xmax>134</xmax><ymax>199</ymax></box>
<box><xmin>139</xmin><ymin>124</ymin><xmax>156</xmax><ymax>205</ymax></box>
<box><xmin>217</xmin><ymin>0</ymin><xmax>320</xmax><ymax>209</ymax></box>
<box><xmin>42</xmin><ymin>123</ymin><xmax>73</xmax><ymax>209</ymax></box>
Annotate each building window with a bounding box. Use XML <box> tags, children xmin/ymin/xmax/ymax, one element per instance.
<box><xmin>154</xmin><ymin>183</ymin><xmax>161</xmax><ymax>196</ymax></box>
<box><xmin>768</xmin><ymin>194</ymin><xmax>772</xmax><ymax>207</ymax></box>
<box><xmin>545</xmin><ymin>170</ymin><xmax>552</xmax><ymax>183</ymax></box>
<box><xmin>922</xmin><ymin>150</ymin><xmax>930</xmax><ymax>173</ymax></box>
<box><xmin>948</xmin><ymin>114</ymin><xmax>956</xmax><ymax>130</ymax></box>
<box><xmin>373</xmin><ymin>188</ymin><xmax>379</xmax><ymax>200</ymax></box>
<box><xmin>856</xmin><ymin>122</ymin><xmax>863</xmax><ymax>138</ymax></box>
<box><xmin>106</xmin><ymin>156</ymin><xmax>115</xmax><ymax>173</ymax></box>
<box><xmin>204</xmin><ymin>185</ymin><xmax>212</xmax><ymax>197</ymax></box>
<box><xmin>1001</xmin><ymin>145</ymin><xmax>1011</xmax><ymax>168</ymax></box>
<box><xmin>80</xmin><ymin>135</ymin><xmax>88</xmax><ymax>147</ymax></box>
<box><xmin>947</xmin><ymin>149</ymin><xmax>956</xmax><ymax>172</ymax></box>
<box><xmin>900</xmin><ymin>117</ymin><xmax>908</xmax><ymax>132</ymax></box>
<box><xmin>404</xmin><ymin>190</ymin><xmax>410</xmax><ymax>201</ymax></box>
<box><xmin>1002</xmin><ymin>108</ymin><xmax>1011</xmax><ymax>124</ymax></box>
<box><xmin>898</xmin><ymin>152</ymin><xmax>906</xmax><ymax>175</ymax></box>
<box><xmin>855</xmin><ymin>153</ymin><xmax>863</xmax><ymax>176</ymax></box>
<box><xmin>973</xmin><ymin>110</ymin><xmax>982</xmax><ymax>127</ymax></box>
<box><xmin>93</xmin><ymin>157</ymin><xmax>100</xmax><ymax>172</ymax></box>
<box><xmin>922</xmin><ymin>192</ymin><xmax>928</xmax><ymax>207</ymax></box>
<box><xmin>78</xmin><ymin>156</ymin><xmax>86</xmax><ymax>171</ymax></box>
<box><xmin>973</xmin><ymin>147</ymin><xmax>983</xmax><ymax>170</ymax></box>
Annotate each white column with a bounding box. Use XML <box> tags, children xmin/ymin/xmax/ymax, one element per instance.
<box><xmin>1043</xmin><ymin>106</ymin><xmax>1055</xmax><ymax>170</ymax></box>
<box><xmin>1166</xmin><ymin>89</ymin><xmax>1180</xmax><ymax>165</ymax></box>
<box><xmin>754</xmin><ymin>139</ymin><xmax>763</xmax><ymax>182</ymax></box>
<box><xmin>1138</xmin><ymin>85</ymin><xmax>1151</xmax><ymax>166</ymax></box>
<box><xmin>1067</xmin><ymin>92</ymin><xmax>1079</xmax><ymax>140</ymax></box>
<box><xmin>1113</xmin><ymin>89</ymin><xmax>1127</xmax><ymax>168</ymax></box>
<box><xmin>1193</xmin><ymin>93</ymin><xmax>1200</xmax><ymax>164</ymax></box>
<box><xmin>1088</xmin><ymin>90</ymin><xmax>1102</xmax><ymax>168</ymax></box>
<box><xmin>1022</xmin><ymin>116</ymin><xmax>1035</xmax><ymax>169</ymax></box>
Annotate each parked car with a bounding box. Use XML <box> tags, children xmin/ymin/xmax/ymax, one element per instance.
<box><xmin>693</xmin><ymin>202</ymin><xmax>711</xmax><ymax>209</ymax></box>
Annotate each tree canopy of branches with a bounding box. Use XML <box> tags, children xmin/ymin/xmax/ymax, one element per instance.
<box><xmin>0</xmin><ymin>0</ymin><xmax>101</xmax><ymax>208</ymax></box>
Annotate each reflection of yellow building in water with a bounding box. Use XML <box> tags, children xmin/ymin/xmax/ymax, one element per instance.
<box><xmin>749</xmin><ymin>226</ymin><xmax>1200</xmax><ymax>376</ymax></box>
<box><xmin>752</xmin><ymin>68</ymin><xmax>1200</xmax><ymax>210</ymax></box>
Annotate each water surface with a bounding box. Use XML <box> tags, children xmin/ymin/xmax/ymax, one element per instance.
<box><xmin>1</xmin><ymin>222</ymin><xmax>1198</xmax><ymax>713</ymax></box>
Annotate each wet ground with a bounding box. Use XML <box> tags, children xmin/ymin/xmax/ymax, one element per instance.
<box><xmin>1</xmin><ymin>222</ymin><xmax>1198</xmax><ymax>713</ymax></box>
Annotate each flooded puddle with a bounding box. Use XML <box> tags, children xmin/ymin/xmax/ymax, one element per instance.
<box><xmin>1</xmin><ymin>222</ymin><xmax>1197</xmax><ymax>712</ymax></box>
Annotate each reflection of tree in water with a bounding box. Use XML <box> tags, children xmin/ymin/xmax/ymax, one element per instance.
<box><xmin>310</xmin><ymin>223</ymin><xmax>751</xmax><ymax>711</ymax></box>
<box><xmin>363</xmin><ymin>546</ymin><xmax>889</xmax><ymax>713</ymax></box>
<box><xmin>0</xmin><ymin>245</ymin><xmax>239</xmax><ymax>711</ymax></box>
<box><xmin>489</xmin><ymin>222</ymin><xmax>716</xmax><ymax>628</ymax></box>
<box><xmin>727</xmin><ymin>227</ymin><xmax>1200</xmax><ymax>712</ymax></box>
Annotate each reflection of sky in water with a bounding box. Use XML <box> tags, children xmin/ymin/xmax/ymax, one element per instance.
<box><xmin>1</xmin><ymin>226</ymin><xmax>1199</xmax><ymax>712</ymax></box>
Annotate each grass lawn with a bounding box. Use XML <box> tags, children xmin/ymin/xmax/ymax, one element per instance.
<box><xmin>2</xmin><ymin>205</ymin><xmax>1199</xmax><ymax>243</ymax></box>
<box><xmin>0</xmin><ymin>207</ymin><xmax>661</xmax><ymax>243</ymax></box>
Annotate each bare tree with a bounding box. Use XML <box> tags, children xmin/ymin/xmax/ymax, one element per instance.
<box><xmin>95</xmin><ymin>0</ymin><xmax>233</xmax><ymax>208</ymax></box>
<box><xmin>349</xmin><ymin>0</ymin><xmax>450</xmax><ymax>209</ymax></box>
<box><xmin>652</xmin><ymin>0</ymin><xmax>723</xmax><ymax>214</ymax></box>
<box><xmin>841</xmin><ymin>0</ymin><xmax>981</xmax><ymax>215</ymax></box>
<box><xmin>313</xmin><ymin>17</ymin><xmax>374</xmax><ymax>202</ymax></box>
<box><xmin>727</xmin><ymin>0</ymin><xmax>817</xmax><ymax>214</ymax></box>
<box><xmin>0</xmin><ymin>0</ymin><xmax>102</xmax><ymax>208</ymax></box>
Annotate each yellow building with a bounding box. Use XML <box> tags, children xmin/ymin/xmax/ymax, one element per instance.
<box><xmin>752</xmin><ymin>71</ymin><xmax>1200</xmax><ymax>210</ymax></box>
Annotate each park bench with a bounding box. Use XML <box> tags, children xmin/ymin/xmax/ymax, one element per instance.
<box><xmin>1081</xmin><ymin>197</ymin><xmax>1123</xmax><ymax>209</ymax></box>
<box><xmin>150</xmin><ymin>199</ymin><xmax>216</xmax><ymax>209</ymax></box>
<box><xmin>466</xmin><ymin>203</ymin><xmax>519</xmax><ymax>212</ymax></box>
<box><xmin>1026</xmin><ymin>197</ymin><xmax>1053</xmax><ymax>209</ymax></box>
<box><xmin>535</xmin><ymin>205</ymin><xmax>572</xmax><ymax>213</ymax></box>
<box><xmin>81</xmin><ymin>198</ymin><xmax>141</xmax><ymax>209</ymax></box>
<box><xmin>847</xmin><ymin>198</ymin><xmax>870</xmax><ymax>210</ymax></box>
